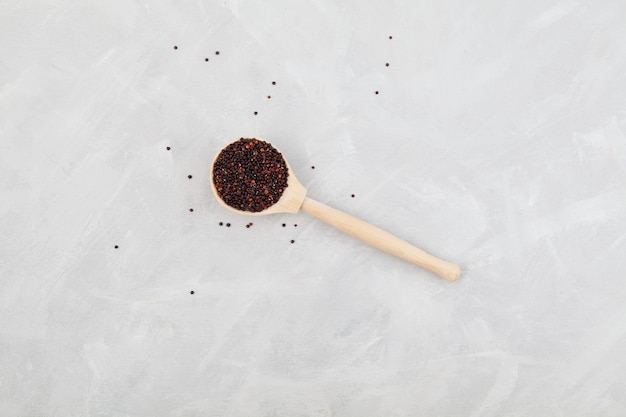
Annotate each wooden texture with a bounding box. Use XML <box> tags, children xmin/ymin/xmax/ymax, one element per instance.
<box><xmin>300</xmin><ymin>197</ymin><xmax>461</xmax><ymax>281</ymax></box>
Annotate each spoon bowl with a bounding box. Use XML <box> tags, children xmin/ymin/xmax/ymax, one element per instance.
<box><xmin>210</xmin><ymin>136</ymin><xmax>461</xmax><ymax>282</ymax></box>
<box><xmin>210</xmin><ymin>137</ymin><xmax>307</xmax><ymax>215</ymax></box>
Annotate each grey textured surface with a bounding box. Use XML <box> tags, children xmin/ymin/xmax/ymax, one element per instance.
<box><xmin>1</xmin><ymin>0</ymin><xmax>626</xmax><ymax>415</ymax></box>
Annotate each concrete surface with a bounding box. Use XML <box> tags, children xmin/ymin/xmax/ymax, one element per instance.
<box><xmin>1</xmin><ymin>0</ymin><xmax>626</xmax><ymax>415</ymax></box>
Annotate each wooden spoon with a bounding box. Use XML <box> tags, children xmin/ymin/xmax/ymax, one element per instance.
<box><xmin>210</xmin><ymin>137</ymin><xmax>460</xmax><ymax>282</ymax></box>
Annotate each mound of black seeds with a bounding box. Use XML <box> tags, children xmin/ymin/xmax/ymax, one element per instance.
<box><xmin>213</xmin><ymin>138</ymin><xmax>289</xmax><ymax>212</ymax></box>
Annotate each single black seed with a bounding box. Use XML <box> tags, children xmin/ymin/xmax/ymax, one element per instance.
<box><xmin>311</xmin><ymin>165</ymin><xmax>315</xmax><ymax>169</ymax></box>
<box><xmin>290</xmin><ymin>240</ymin><xmax>295</xmax><ymax>244</ymax></box>
<box><xmin>267</xmin><ymin>95</ymin><xmax>271</xmax><ymax>99</ymax></box>
<box><xmin>375</xmin><ymin>91</ymin><xmax>379</xmax><ymax>95</ymax></box>
<box><xmin>174</xmin><ymin>45</ymin><xmax>178</xmax><ymax>50</ymax></box>
<box><xmin>215</xmin><ymin>51</ymin><xmax>220</xmax><ymax>55</ymax></box>
<box><xmin>219</xmin><ymin>222</ymin><xmax>223</xmax><ymax>226</ymax></box>
<box><xmin>190</xmin><ymin>290</ymin><xmax>195</xmax><ymax>294</ymax></box>
<box><xmin>272</xmin><ymin>81</ymin><xmax>276</xmax><ymax>85</ymax></box>
<box><xmin>188</xmin><ymin>175</ymin><xmax>193</xmax><ymax>179</ymax></box>
<box><xmin>253</xmin><ymin>111</ymin><xmax>258</xmax><ymax>115</ymax></box>
<box><xmin>386</xmin><ymin>63</ymin><xmax>389</xmax><ymax>67</ymax></box>
<box><xmin>189</xmin><ymin>208</ymin><xmax>194</xmax><ymax>212</ymax></box>
<box><xmin>166</xmin><ymin>146</ymin><xmax>171</xmax><ymax>150</ymax></box>
<box><xmin>226</xmin><ymin>223</ymin><xmax>231</xmax><ymax>227</ymax></box>
<box><xmin>114</xmin><ymin>245</ymin><xmax>119</xmax><ymax>249</ymax></box>
<box><xmin>282</xmin><ymin>223</ymin><xmax>286</xmax><ymax>227</ymax></box>
<box><xmin>389</xmin><ymin>35</ymin><xmax>393</xmax><ymax>39</ymax></box>
<box><xmin>351</xmin><ymin>194</ymin><xmax>355</xmax><ymax>198</ymax></box>
<box><xmin>246</xmin><ymin>224</ymin><xmax>250</xmax><ymax>228</ymax></box>
<box><xmin>205</xmin><ymin>58</ymin><xmax>209</xmax><ymax>62</ymax></box>
<box><xmin>294</xmin><ymin>224</ymin><xmax>298</xmax><ymax>227</ymax></box>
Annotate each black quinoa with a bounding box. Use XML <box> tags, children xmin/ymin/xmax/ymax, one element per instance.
<box><xmin>213</xmin><ymin>138</ymin><xmax>288</xmax><ymax>212</ymax></box>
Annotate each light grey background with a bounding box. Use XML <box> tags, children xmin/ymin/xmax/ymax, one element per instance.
<box><xmin>1</xmin><ymin>0</ymin><xmax>626</xmax><ymax>415</ymax></box>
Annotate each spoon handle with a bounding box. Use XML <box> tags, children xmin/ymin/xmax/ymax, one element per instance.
<box><xmin>299</xmin><ymin>197</ymin><xmax>460</xmax><ymax>281</ymax></box>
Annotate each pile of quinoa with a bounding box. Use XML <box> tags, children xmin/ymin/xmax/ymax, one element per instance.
<box><xmin>212</xmin><ymin>138</ymin><xmax>288</xmax><ymax>212</ymax></box>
